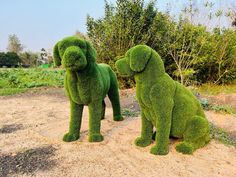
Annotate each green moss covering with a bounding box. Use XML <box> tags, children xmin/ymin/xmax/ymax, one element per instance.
<box><xmin>53</xmin><ymin>36</ymin><xmax>123</xmax><ymax>142</ymax></box>
<box><xmin>115</xmin><ymin>45</ymin><xmax>210</xmax><ymax>155</ymax></box>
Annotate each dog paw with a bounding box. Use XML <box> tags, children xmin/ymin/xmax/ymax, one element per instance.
<box><xmin>135</xmin><ymin>137</ymin><xmax>152</xmax><ymax>147</ymax></box>
<box><xmin>175</xmin><ymin>142</ymin><xmax>194</xmax><ymax>154</ymax></box>
<box><xmin>88</xmin><ymin>133</ymin><xmax>104</xmax><ymax>142</ymax></box>
<box><xmin>63</xmin><ymin>132</ymin><xmax>80</xmax><ymax>142</ymax></box>
<box><xmin>113</xmin><ymin>115</ymin><xmax>124</xmax><ymax>121</ymax></box>
<box><xmin>150</xmin><ymin>145</ymin><xmax>169</xmax><ymax>155</ymax></box>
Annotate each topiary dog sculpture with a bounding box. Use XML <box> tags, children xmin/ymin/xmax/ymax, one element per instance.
<box><xmin>53</xmin><ymin>36</ymin><xmax>123</xmax><ymax>142</ymax></box>
<box><xmin>115</xmin><ymin>45</ymin><xmax>210</xmax><ymax>155</ymax></box>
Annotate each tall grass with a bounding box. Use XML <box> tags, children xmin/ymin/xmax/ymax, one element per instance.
<box><xmin>197</xmin><ymin>84</ymin><xmax>236</xmax><ymax>95</ymax></box>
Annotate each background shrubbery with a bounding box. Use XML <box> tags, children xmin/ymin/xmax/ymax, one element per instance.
<box><xmin>0</xmin><ymin>52</ymin><xmax>21</xmax><ymax>67</ymax></box>
<box><xmin>86</xmin><ymin>0</ymin><xmax>236</xmax><ymax>88</ymax></box>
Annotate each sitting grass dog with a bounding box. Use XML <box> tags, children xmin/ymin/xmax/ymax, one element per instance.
<box><xmin>53</xmin><ymin>36</ymin><xmax>123</xmax><ymax>142</ymax></box>
<box><xmin>115</xmin><ymin>45</ymin><xmax>210</xmax><ymax>155</ymax></box>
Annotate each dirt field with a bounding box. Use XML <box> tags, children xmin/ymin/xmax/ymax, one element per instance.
<box><xmin>0</xmin><ymin>88</ymin><xmax>236</xmax><ymax>177</ymax></box>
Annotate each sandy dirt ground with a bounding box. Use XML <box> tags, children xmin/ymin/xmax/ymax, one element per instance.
<box><xmin>206</xmin><ymin>93</ymin><xmax>236</xmax><ymax>109</ymax></box>
<box><xmin>0</xmin><ymin>88</ymin><xmax>236</xmax><ymax>177</ymax></box>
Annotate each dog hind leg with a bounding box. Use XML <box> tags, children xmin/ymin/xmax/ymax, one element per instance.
<box><xmin>108</xmin><ymin>70</ymin><xmax>123</xmax><ymax>121</ymax></box>
<box><xmin>175</xmin><ymin>116</ymin><xmax>210</xmax><ymax>154</ymax></box>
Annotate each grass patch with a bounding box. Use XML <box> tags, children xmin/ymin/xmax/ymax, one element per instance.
<box><xmin>199</xmin><ymin>98</ymin><xmax>236</xmax><ymax>115</ymax></box>
<box><xmin>122</xmin><ymin>108</ymin><xmax>140</xmax><ymax>117</ymax></box>
<box><xmin>210</xmin><ymin>123</ymin><xmax>236</xmax><ymax>147</ymax></box>
<box><xmin>197</xmin><ymin>84</ymin><xmax>236</xmax><ymax>95</ymax></box>
<box><xmin>0</xmin><ymin>68</ymin><xmax>65</xmax><ymax>96</ymax></box>
<box><xmin>210</xmin><ymin>104</ymin><xmax>236</xmax><ymax>115</ymax></box>
<box><xmin>0</xmin><ymin>88</ymin><xmax>28</xmax><ymax>96</ymax></box>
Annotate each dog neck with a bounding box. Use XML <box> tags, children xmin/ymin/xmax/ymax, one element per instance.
<box><xmin>76</xmin><ymin>62</ymin><xmax>96</xmax><ymax>76</ymax></box>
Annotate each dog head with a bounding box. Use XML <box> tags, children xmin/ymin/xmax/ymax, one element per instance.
<box><xmin>115</xmin><ymin>45</ymin><xmax>152</xmax><ymax>77</ymax></box>
<box><xmin>53</xmin><ymin>36</ymin><xmax>96</xmax><ymax>71</ymax></box>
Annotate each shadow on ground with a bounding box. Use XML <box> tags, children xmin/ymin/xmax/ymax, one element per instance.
<box><xmin>0</xmin><ymin>146</ymin><xmax>56</xmax><ymax>177</ymax></box>
<box><xmin>0</xmin><ymin>124</ymin><xmax>24</xmax><ymax>134</ymax></box>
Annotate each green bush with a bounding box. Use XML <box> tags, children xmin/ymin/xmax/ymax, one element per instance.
<box><xmin>86</xmin><ymin>0</ymin><xmax>236</xmax><ymax>87</ymax></box>
<box><xmin>0</xmin><ymin>52</ymin><xmax>21</xmax><ymax>67</ymax></box>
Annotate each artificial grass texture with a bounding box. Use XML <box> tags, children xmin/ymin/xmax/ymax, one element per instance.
<box><xmin>53</xmin><ymin>36</ymin><xmax>123</xmax><ymax>142</ymax></box>
<box><xmin>116</xmin><ymin>45</ymin><xmax>210</xmax><ymax>155</ymax></box>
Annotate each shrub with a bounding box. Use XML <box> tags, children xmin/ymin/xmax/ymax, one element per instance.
<box><xmin>86</xmin><ymin>0</ymin><xmax>236</xmax><ymax>87</ymax></box>
<box><xmin>0</xmin><ymin>52</ymin><xmax>21</xmax><ymax>67</ymax></box>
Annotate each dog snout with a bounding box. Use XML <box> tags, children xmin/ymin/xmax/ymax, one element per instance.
<box><xmin>62</xmin><ymin>46</ymin><xmax>86</xmax><ymax>67</ymax></box>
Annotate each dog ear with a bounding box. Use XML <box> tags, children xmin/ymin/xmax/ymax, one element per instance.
<box><xmin>130</xmin><ymin>45</ymin><xmax>152</xmax><ymax>72</ymax></box>
<box><xmin>86</xmin><ymin>41</ymin><xmax>96</xmax><ymax>62</ymax></box>
<box><xmin>53</xmin><ymin>42</ymin><xmax>61</xmax><ymax>66</ymax></box>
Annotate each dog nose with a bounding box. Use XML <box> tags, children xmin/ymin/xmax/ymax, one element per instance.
<box><xmin>62</xmin><ymin>46</ymin><xmax>82</xmax><ymax>66</ymax></box>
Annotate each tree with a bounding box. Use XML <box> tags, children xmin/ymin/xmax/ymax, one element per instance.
<box><xmin>159</xmin><ymin>15</ymin><xmax>210</xmax><ymax>85</ymax></box>
<box><xmin>7</xmin><ymin>34</ymin><xmax>24</xmax><ymax>54</ymax></box>
<box><xmin>87</xmin><ymin>0</ymin><xmax>161</xmax><ymax>64</ymax></box>
<box><xmin>75</xmin><ymin>30</ymin><xmax>90</xmax><ymax>41</ymax></box>
<box><xmin>86</xmin><ymin>0</ymin><xmax>236</xmax><ymax>87</ymax></box>
<box><xmin>0</xmin><ymin>52</ymin><xmax>21</xmax><ymax>67</ymax></box>
<box><xmin>196</xmin><ymin>29</ymin><xmax>236</xmax><ymax>84</ymax></box>
<box><xmin>19</xmin><ymin>51</ymin><xmax>39</xmax><ymax>67</ymax></box>
<box><xmin>87</xmin><ymin>0</ymin><xmax>174</xmax><ymax>87</ymax></box>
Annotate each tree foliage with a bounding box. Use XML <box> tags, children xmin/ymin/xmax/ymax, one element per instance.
<box><xmin>86</xmin><ymin>0</ymin><xmax>236</xmax><ymax>87</ymax></box>
<box><xmin>0</xmin><ymin>52</ymin><xmax>21</xmax><ymax>67</ymax></box>
<box><xmin>19</xmin><ymin>51</ymin><xmax>39</xmax><ymax>67</ymax></box>
<box><xmin>7</xmin><ymin>34</ymin><xmax>24</xmax><ymax>54</ymax></box>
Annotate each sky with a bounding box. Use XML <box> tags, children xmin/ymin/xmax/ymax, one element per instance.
<box><xmin>0</xmin><ymin>0</ymin><xmax>234</xmax><ymax>52</ymax></box>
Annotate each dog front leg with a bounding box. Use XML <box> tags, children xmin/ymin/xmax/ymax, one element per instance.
<box><xmin>150</xmin><ymin>95</ymin><xmax>173</xmax><ymax>155</ymax></box>
<box><xmin>150</xmin><ymin>83</ymin><xmax>174</xmax><ymax>155</ymax></box>
<box><xmin>63</xmin><ymin>101</ymin><xmax>83</xmax><ymax>142</ymax></box>
<box><xmin>135</xmin><ymin>109</ymin><xmax>153</xmax><ymax>147</ymax></box>
<box><xmin>88</xmin><ymin>101</ymin><xmax>104</xmax><ymax>142</ymax></box>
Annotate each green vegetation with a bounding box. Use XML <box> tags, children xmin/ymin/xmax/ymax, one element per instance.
<box><xmin>116</xmin><ymin>45</ymin><xmax>210</xmax><ymax>155</ymax></box>
<box><xmin>0</xmin><ymin>34</ymin><xmax>52</xmax><ymax>68</ymax></box>
<box><xmin>87</xmin><ymin>0</ymin><xmax>236</xmax><ymax>88</ymax></box>
<box><xmin>122</xmin><ymin>108</ymin><xmax>139</xmax><ymax>117</ymax></box>
<box><xmin>210</xmin><ymin>123</ymin><xmax>236</xmax><ymax>147</ymax></box>
<box><xmin>0</xmin><ymin>88</ymin><xmax>28</xmax><ymax>96</ymax></box>
<box><xmin>0</xmin><ymin>52</ymin><xmax>21</xmax><ymax>67</ymax></box>
<box><xmin>7</xmin><ymin>34</ymin><xmax>24</xmax><ymax>54</ymax></box>
<box><xmin>199</xmin><ymin>98</ymin><xmax>236</xmax><ymax>115</ymax></box>
<box><xmin>209</xmin><ymin>104</ymin><xmax>236</xmax><ymax>115</ymax></box>
<box><xmin>197</xmin><ymin>84</ymin><xmax>236</xmax><ymax>95</ymax></box>
<box><xmin>20</xmin><ymin>51</ymin><xmax>39</xmax><ymax>67</ymax></box>
<box><xmin>53</xmin><ymin>36</ymin><xmax>123</xmax><ymax>142</ymax></box>
<box><xmin>0</xmin><ymin>68</ymin><xmax>64</xmax><ymax>95</ymax></box>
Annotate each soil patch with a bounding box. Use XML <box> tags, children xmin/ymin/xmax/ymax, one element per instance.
<box><xmin>0</xmin><ymin>146</ymin><xmax>56</xmax><ymax>177</ymax></box>
<box><xmin>0</xmin><ymin>88</ymin><xmax>235</xmax><ymax>177</ymax></box>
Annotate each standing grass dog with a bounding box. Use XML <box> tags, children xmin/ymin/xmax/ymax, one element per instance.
<box><xmin>53</xmin><ymin>36</ymin><xmax>123</xmax><ymax>142</ymax></box>
<box><xmin>115</xmin><ymin>45</ymin><xmax>210</xmax><ymax>155</ymax></box>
